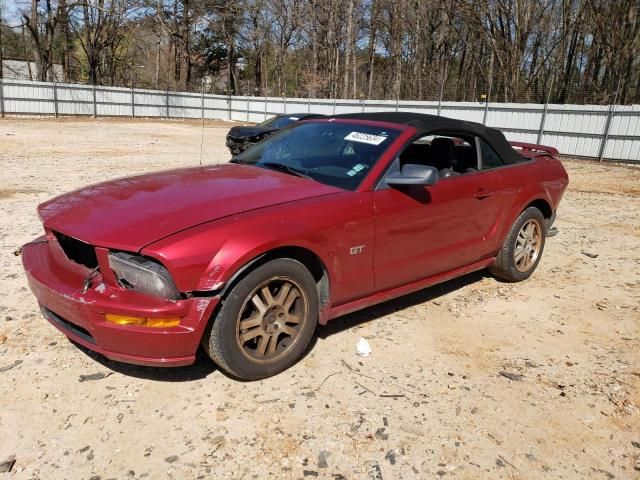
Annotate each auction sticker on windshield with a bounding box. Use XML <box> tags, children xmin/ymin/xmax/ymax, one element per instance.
<box><xmin>344</xmin><ymin>132</ymin><xmax>388</xmax><ymax>145</ymax></box>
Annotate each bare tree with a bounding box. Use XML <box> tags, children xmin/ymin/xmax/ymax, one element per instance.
<box><xmin>241</xmin><ymin>0</ymin><xmax>270</xmax><ymax>95</ymax></box>
<box><xmin>21</xmin><ymin>0</ymin><xmax>65</xmax><ymax>81</ymax></box>
<box><xmin>0</xmin><ymin>0</ymin><xmax>5</xmax><ymax>79</ymax></box>
<box><xmin>66</xmin><ymin>0</ymin><xmax>140</xmax><ymax>85</ymax></box>
<box><xmin>7</xmin><ymin>0</ymin><xmax>639</xmax><ymax>104</ymax></box>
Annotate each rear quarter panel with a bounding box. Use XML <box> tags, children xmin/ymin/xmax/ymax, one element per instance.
<box><xmin>491</xmin><ymin>156</ymin><xmax>568</xmax><ymax>251</ymax></box>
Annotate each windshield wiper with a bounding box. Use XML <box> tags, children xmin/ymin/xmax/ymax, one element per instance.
<box><xmin>261</xmin><ymin>162</ymin><xmax>313</xmax><ymax>180</ymax></box>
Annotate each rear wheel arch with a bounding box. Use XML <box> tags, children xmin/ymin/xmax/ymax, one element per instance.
<box><xmin>524</xmin><ymin>198</ymin><xmax>553</xmax><ymax>220</ymax></box>
<box><xmin>497</xmin><ymin>196</ymin><xmax>552</xmax><ymax>249</ymax></box>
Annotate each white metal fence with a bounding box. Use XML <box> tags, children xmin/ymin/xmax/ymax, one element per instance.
<box><xmin>1</xmin><ymin>78</ymin><xmax>638</xmax><ymax>162</ymax></box>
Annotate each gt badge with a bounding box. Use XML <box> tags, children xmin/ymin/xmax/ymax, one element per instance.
<box><xmin>350</xmin><ymin>245</ymin><xmax>365</xmax><ymax>255</ymax></box>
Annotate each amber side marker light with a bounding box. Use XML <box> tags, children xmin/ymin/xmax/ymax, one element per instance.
<box><xmin>105</xmin><ymin>314</ymin><xmax>180</xmax><ymax>328</ymax></box>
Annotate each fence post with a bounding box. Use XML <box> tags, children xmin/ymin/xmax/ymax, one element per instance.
<box><xmin>92</xmin><ymin>84</ymin><xmax>97</xmax><ymax>118</ymax></box>
<box><xmin>483</xmin><ymin>53</ymin><xmax>494</xmax><ymax>125</ymax></box>
<box><xmin>537</xmin><ymin>103</ymin><xmax>549</xmax><ymax>145</ymax></box>
<box><xmin>333</xmin><ymin>97</ymin><xmax>336</xmax><ymax>115</ymax></box>
<box><xmin>482</xmin><ymin>97</ymin><xmax>490</xmax><ymax>125</ymax></box>
<box><xmin>307</xmin><ymin>95</ymin><xmax>311</xmax><ymax>113</ymax></box>
<box><xmin>437</xmin><ymin>79</ymin><xmax>445</xmax><ymax>116</ymax></box>
<box><xmin>361</xmin><ymin>99</ymin><xmax>365</xmax><ymax>112</ymax></box>
<box><xmin>537</xmin><ymin>78</ymin><xmax>553</xmax><ymax>144</ymax></box>
<box><xmin>264</xmin><ymin>96</ymin><xmax>267</xmax><ymax>121</ymax></box>
<box><xmin>52</xmin><ymin>81</ymin><xmax>58</xmax><ymax>118</ymax></box>
<box><xmin>247</xmin><ymin>97</ymin><xmax>250</xmax><ymax>122</ymax></box>
<box><xmin>597</xmin><ymin>105</ymin><xmax>616</xmax><ymax>162</ymax></box>
<box><xmin>131</xmin><ymin>85</ymin><xmax>135</xmax><ymax>118</ymax></box>
<box><xmin>283</xmin><ymin>95</ymin><xmax>287</xmax><ymax>114</ymax></box>
<box><xmin>227</xmin><ymin>93</ymin><xmax>231</xmax><ymax>120</ymax></box>
<box><xmin>201</xmin><ymin>83</ymin><xmax>205</xmax><ymax>120</ymax></box>
<box><xmin>395</xmin><ymin>97</ymin><xmax>399</xmax><ymax>112</ymax></box>
<box><xmin>0</xmin><ymin>78</ymin><xmax>5</xmax><ymax>118</ymax></box>
<box><xmin>597</xmin><ymin>79</ymin><xmax>621</xmax><ymax>162</ymax></box>
<box><xmin>166</xmin><ymin>89</ymin><xmax>170</xmax><ymax>119</ymax></box>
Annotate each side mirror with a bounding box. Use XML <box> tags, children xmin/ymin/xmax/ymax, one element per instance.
<box><xmin>386</xmin><ymin>164</ymin><xmax>439</xmax><ymax>187</ymax></box>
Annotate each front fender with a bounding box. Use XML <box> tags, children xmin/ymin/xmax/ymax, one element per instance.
<box><xmin>196</xmin><ymin>223</ymin><xmax>332</xmax><ymax>292</ymax></box>
<box><xmin>142</xmin><ymin>211</ymin><xmax>331</xmax><ymax>293</ymax></box>
<box><xmin>142</xmin><ymin>191</ymin><xmax>375</xmax><ymax>300</ymax></box>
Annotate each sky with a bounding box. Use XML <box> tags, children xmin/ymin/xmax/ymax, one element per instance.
<box><xmin>1</xmin><ymin>0</ymin><xmax>26</xmax><ymax>27</ymax></box>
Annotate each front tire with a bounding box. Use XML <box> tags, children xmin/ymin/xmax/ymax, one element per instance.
<box><xmin>203</xmin><ymin>258</ymin><xmax>318</xmax><ymax>380</ymax></box>
<box><xmin>490</xmin><ymin>207</ymin><xmax>547</xmax><ymax>282</ymax></box>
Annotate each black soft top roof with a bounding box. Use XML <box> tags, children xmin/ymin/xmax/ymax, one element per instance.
<box><xmin>332</xmin><ymin>111</ymin><xmax>523</xmax><ymax>165</ymax></box>
<box><xmin>277</xmin><ymin>113</ymin><xmax>325</xmax><ymax>118</ymax></box>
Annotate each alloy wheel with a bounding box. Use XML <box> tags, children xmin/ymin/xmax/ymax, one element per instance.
<box><xmin>514</xmin><ymin>219</ymin><xmax>542</xmax><ymax>272</ymax></box>
<box><xmin>235</xmin><ymin>276</ymin><xmax>309</xmax><ymax>363</ymax></box>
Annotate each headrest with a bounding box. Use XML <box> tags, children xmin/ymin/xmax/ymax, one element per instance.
<box><xmin>431</xmin><ymin>137</ymin><xmax>456</xmax><ymax>155</ymax></box>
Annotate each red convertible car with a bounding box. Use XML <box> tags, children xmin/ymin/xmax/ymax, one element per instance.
<box><xmin>22</xmin><ymin>112</ymin><xmax>568</xmax><ymax>379</ymax></box>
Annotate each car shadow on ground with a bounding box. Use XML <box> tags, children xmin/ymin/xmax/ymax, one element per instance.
<box><xmin>75</xmin><ymin>269</ymin><xmax>490</xmax><ymax>382</ymax></box>
<box><xmin>317</xmin><ymin>269</ymin><xmax>488</xmax><ymax>339</ymax></box>
<box><xmin>74</xmin><ymin>343</ymin><xmax>218</xmax><ymax>382</ymax></box>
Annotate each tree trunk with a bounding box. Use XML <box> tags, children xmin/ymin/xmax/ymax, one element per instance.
<box><xmin>58</xmin><ymin>0</ymin><xmax>71</xmax><ymax>82</ymax></box>
<box><xmin>83</xmin><ymin>2</ymin><xmax>98</xmax><ymax>85</ymax></box>
<box><xmin>0</xmin><ymin>3</ymin><xmax>3</xmax><ymax>80</ymax></box>
<box><xmin>343</xmin><ymin>0</ymin><xmax>354</xmax><ymax>98</ymax></box>
<box><xmin>366</xmin><ymin>1</ymin><xmax>377</xmax><ymax>99</ymax></box>
<box><xmin>253</xmin><ymin>51</ymin><xmax>263</xmax><ymax>95</ymax></box>
<box><xmin>30</xmin><ymin>0</ymin><xmax>42</xmax><ymax>80</ymax></box>
<box><xmin>179</xmin><ymin>0</ymin><xmax>190</xmax><ymax>89</ymax></box>
<box><xmin>389</xmin><ymin>0</ymin><xmax>403</xmax><ymax>100</ymax></box>
<box><xmin>155</xmin><ymin>40</ymin><xmax>161</xmax><ymax>88</ymax></box>
<box><xmin>155</xmin><ymin>0</ymin><xmax>162</xmax><ymax>88</ymax></box>
<box><xmin>21</xmin><ymin>25</ymin><xmax>34</xmax><ymax>80</ymax></box>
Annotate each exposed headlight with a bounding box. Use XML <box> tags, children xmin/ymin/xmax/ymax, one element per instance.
<box><xmin>251</xmin><ymin>132</ymin><xmax>269</xmax><ymax>142</ymax></box>
<box><xmin>108</xmin><ymin>252</ymin><xmax>180</xmax><ymax>300</ymax></box>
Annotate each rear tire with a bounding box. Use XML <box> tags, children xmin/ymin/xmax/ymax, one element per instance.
<box><xmin>490</xmin><ymin>207</ymin><xmax>547</xmax><ymax>282</ymax></box>
<box><xmin>203</xmin><ymin>258</ymin><xmax>318</xmax><ymax>380</ymax></box>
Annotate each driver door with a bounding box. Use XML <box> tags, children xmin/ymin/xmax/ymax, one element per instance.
<box><xmin>372</xmin><ymin>150</ymin><xmax>503</xmax><ymax>292</ymax></box>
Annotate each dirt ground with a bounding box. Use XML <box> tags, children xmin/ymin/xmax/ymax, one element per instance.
<box><xmin>0</xmin><ymin>118</ymin><xmax>638</xmax><ymax>480</ymax></box>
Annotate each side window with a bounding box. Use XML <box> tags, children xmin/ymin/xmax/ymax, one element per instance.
<box><xmin>398</xmin><ymin>134</ymin><xmax>477</xmax><ymax>174</ymax></box>
<box><xmin>479</xmin><ymin>139</ymin><xmax>504</xmax><ymax>170</ymax></box>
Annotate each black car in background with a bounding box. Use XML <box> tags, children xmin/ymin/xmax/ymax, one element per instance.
<box><xmin>226</xmin><ymin>113</ymin><xmax>325</xmax><ymax>155</ymax></box>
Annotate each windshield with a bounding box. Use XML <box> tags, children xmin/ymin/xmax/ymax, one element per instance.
<box><xmin>258</xmin><ymin>115</ymin><xmax>300</xmax><ymax>129</ymax></box>
<box><xmin>233</xmin><ymin>121</ymin><xmax>401</xmax><ymax>190</ymax></box>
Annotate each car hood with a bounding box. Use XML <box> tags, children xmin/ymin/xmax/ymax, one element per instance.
<box><xmin>38</xmin><ymin>163</ymin><xmax>340</xmax><ymax>251</ymax></box>
<box><xmin>227</xmin><ymin>125</ymin><xmax>275</xmax><ymax>138</ymax></box>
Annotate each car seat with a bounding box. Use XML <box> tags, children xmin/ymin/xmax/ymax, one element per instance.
<box><xmin>452</xmin><ymin>147</ymin><xmax>478</xmax><ymax>173</ymax></box>
<box><xmin>430</xmin><ymin>137</ymin><xmax>459</xmax><ymax>178</ymax></box>
<box><xmin>399</xmin><ymin>143</ymin><xmax>430</xmax><ymax>166</ymax></box>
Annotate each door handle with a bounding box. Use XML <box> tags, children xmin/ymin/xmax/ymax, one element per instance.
<box><xmin>473</xmin><ymin>188</ymin><xmax>493</xmax><ymax>199</ymax></box>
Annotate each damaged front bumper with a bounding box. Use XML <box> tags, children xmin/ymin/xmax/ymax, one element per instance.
<box><xmin>21</xmin><ymin>238</ymin><xmax>219</xmax><ymax>367</ymax></box>
<box><xmin>226</xmin><ymin>135</ymin><xmax>256</xmax><ymax>155</ymax></box>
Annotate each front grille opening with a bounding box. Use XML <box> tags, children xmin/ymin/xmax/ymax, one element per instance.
<box><xmin>54</xmin><ymin>232</ymin><xmax>98</xmax><ymax>269</ymax></box>
<box><xmin>42</xmin><ymin>307</ymin><xmax>96</xmax><ymax>344</ymax></box>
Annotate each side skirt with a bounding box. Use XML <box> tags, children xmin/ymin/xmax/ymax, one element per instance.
<box><xmin>322</xmin><ymin>257</ymin><xmax>495</xmax><ymax>323</ymax></box>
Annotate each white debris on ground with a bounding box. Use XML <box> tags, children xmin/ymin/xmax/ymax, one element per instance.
<box><xmin>356</xmin><ymin>337</ymin><xmax>372</xmax><ymax>357</ymax></box>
